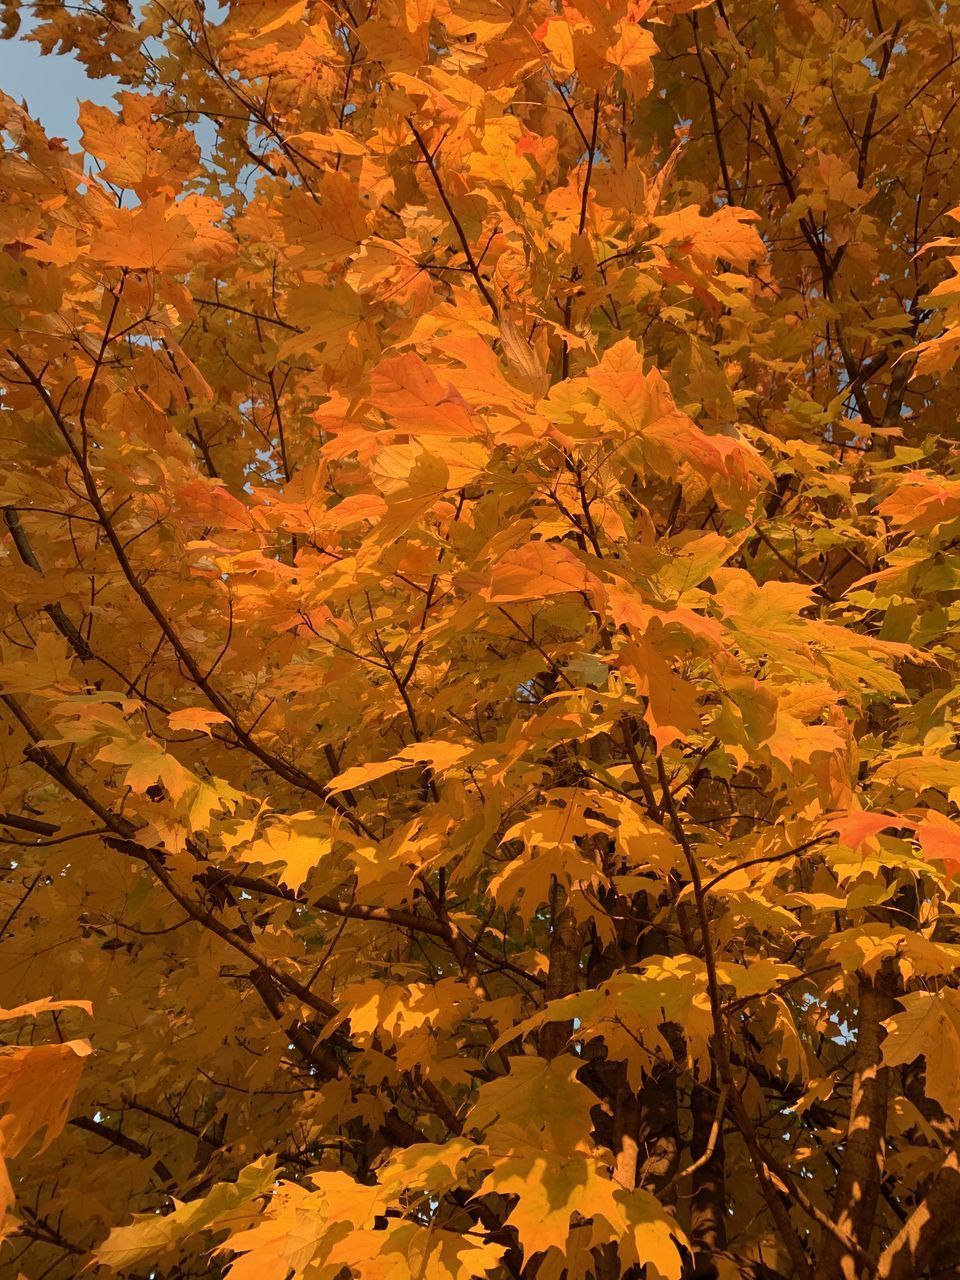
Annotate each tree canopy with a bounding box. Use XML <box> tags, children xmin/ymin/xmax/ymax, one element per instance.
<box><xmin>2</xmin><ymin>1</ymin><xmax>960</xmax><ymax>1278</ymax></box>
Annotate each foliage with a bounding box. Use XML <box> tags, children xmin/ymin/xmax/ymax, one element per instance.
<box><xmin>1</xmin><ymin>1</ymin><xmax>960</xmax><ymax>1278</ymax></box>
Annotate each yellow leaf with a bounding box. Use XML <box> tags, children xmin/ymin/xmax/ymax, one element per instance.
<box><xmin>499</xmin><ymin>311</ymin><xmax>550</xmax><ymax>400</ymax></box>
<box><xmin>480</xmin><ymin>1146</ymin><xmax>686</xmax><ymax>1278</ymax></box>
<box><xmin>291</xmin><ymin>129</ymin><xmax>369</xmax><ymax>158</ymax></box>
<box><xmin>92</xmin><ymin>195</ymin><xmax>234</xmax><ymax>272</ymax></box>
<box><xmin>327</xmin><ymin>757</ymin><xmax>415</xmax><ymax>795</ymax></box>
<box><xmin>882</xmin><ymin>991</ymin><xmax>960</xmax><ymax>1119</ymax></box>
<box><xmin>80</xmin><ymin>93</ymin><xmax>200</xmax><ymax>195</ymax></box>
<box><xmin>652</xmin><ymin>203</ymin><xmax>765</xmax><ymax>271</ymax></box>
<box><xmin>328</xmin><ymin>741</ymin><xmax>470</xmax><ymax>795</ymax></box>
<box><xmin>94</xmin><ymin>1159</ymin><xmax>277</xmax><ymax>1270</ymax></box>
<box><xmin>0</xmin><ymin>1040</ymin><xmax>91</xmax><ymax>1158</ymax></box>
<box><xmin>480</xmin><ymin>542</ymin><xmax>599</xmax><ymax>603</ymax></box>
<box><xmin>251</xmin><ymin>822</ymin><xmax>335</xmax><ymax>892</ymax></box>
<box><xmin>467</xmin><ymin>1056</ymin><xmax>596</xmax><ymax>1152</ymax></box>
<box><xmin>167</xmin><ymin>708</ymin><xmax>232</xmax><ymax>735</ymax></box>
<box><xmin>0</xmin><ymin>998</ymin><xmax>92</xmax><ymax>1020</ymax></box>
<box><xmin>327</xmin><ymin>1219</ymin><xmax>505</xmax><ymax>1280</ymax></box>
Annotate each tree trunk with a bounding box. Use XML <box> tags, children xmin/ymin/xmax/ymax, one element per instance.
<box><xmin>540</xmin><ymin>904</ymin><xmax>582</xmax><ymax>1059</ymax></box>
<box><xmin>690</xmin><ymin>1074</ymin><xmax>726</xmax><ymax>1277</ymax></box>
<box><xmin>817</xmin><ymin>965</ymin><xmax>897</xmax><ymax>1279</ymax></box>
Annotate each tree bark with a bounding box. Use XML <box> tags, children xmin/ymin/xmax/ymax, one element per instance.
<box><xmin>875</xmin><ymin>1145</ymin><xmax>960</xmax><ymax>1280</ymax></box>
<box><xmin>690</xmin><ymin>1074</ymin><xmax>726</xmax><ymax>1275</ymax></box>
<box><xmin>540</xmin><ymin>904</ymin><xmax>582</xmax><ymax>1059</ymax></box>
<box><xmin>637</xmin><ymin>1053</ymin><xmax>681</xmax><ymax>1196</ymax></box>
<box><xmin>817</xmin><ymin>965</ymin><xmax>898</xmax><ymax>1279</ymax></box>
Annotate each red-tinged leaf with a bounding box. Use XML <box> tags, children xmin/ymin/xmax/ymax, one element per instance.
<box><xmin>917</xmin><ymin>814</ymin><xmax>960</xmax><ymax>877</ymax></box>
<box><xmin>829</xmin><ymin>811</ymin><xmax>916</xmax><ymax>850</ymax></box>
<box><xmin>651</xmin><ymin>203</ymin><xmax>765</xmax><ymax>271</ymax></box>
<box><xmin>477</xmin><ymin>542</ymin><xmax>599</xmax><ymax>603</ymax></box>
<box><xmin>369</xmin><ymin>352</ymin><xmax>477</xmax><ymax>436</ymax></box>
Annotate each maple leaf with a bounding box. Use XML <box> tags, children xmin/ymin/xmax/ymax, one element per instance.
<box><xmin>916</xmin><ymin>813</ymin><xmax>960</xmax><ymax>877</ymax></box>
<box><xmin>167</xmin><ymin>707</ymin><xmax>232</xmax><ymax>735</ymax></box>
<box><xmin>243</xmin><ymin>816</ymin><xmax>336</xmax><ymax>892</ymax></box>
<box><xmin>618</xmin><ymin>638</ymin><xmax>701</xmax><ymax>751</ymax></box>
<box><xmin>3</xmin><ymin>2</ymin><xmax>960</xmax><ymax>1277</ymax></box>
<box><xmin>826</xmin><ymin>810</ymin><xmax>916</xmax><ymax>853</ymax></box>
<box><xmin>0</xmin><ymin>1010</ymin><xmax>92</xmax><ymax>1242</ymax></box>
<box><xmin>882</xmin><ymin>992</ymin><xmax>960</xmax><ymax>1119</ymax></box>
<box><xmin>79</xmin><ymin>93</ymin><xmax>201</xmax><ymax>196</ymax></box>
<box><xmin>651</xmin><ymin>204</ymin><xmax>765</xmax><ymax>271</ymax></box>
<box><xmin>328</xmin><ymin>1220</ymin><xmax>506</xmax><ymax>1280</ymax></box>
<box><xmin>93</xmin><ymin>1158</ymin><xmax>278</xmax><ymax>1270</ymax></box>
<box><xmin>91</xmin><ymin>195</ymin><xmax>234</xmax><ymax>272</ymax></box>
<box><xmin>466</xmin><ymin>1057</ymin><xmax>598</xmax><ymax>1152</ymax></box>
<box><xmin>0</xmin><ymin>998</ymin><xmax>92</xmax><ymax>1020</ymax></box>
<box><xmin>0</xmin><ymin>1041</ymin><xmax>91</xmax><ymax>1157</ymax></box>
<box><xmin>477</xmin><ymin>542</ymin><xmax>599</xmax><ymax>603</ymax></box>
<box><xmin>480</xmin><ymin>1146</ymin><xmax>686</xmax><ymax>1278</ymax></box>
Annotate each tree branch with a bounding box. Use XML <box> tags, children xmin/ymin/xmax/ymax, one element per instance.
<box><xmin>407</xmin><ymin>118</ymin><xmax>499</xmax><ymax>320</ymax></box>
<box><xmin>7</xmin><ymin>351</ymin><xmax>377</xmax><ymax>842</ymax></box>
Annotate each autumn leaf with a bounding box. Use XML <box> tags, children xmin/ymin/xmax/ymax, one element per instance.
<box><xmin>916</xmin><ymin>813</ymin><xmax>960</xmax><ymax>877</ymax></box>
<box><xmin>466</xmin><ymin>1057</ymin><xmax>598</xmax><ymax>1152</ymax></box>
<box><xmin>79</xmin><ymin>93</ymin><xmax>200</xmax><ymax>196</ymax></box>
<box><xmin>93</xmin><ymin>1159</ymin><xmax>278</xmax><ymax>1269</ymax></box>
<box><xmin>651</xmin><ymin>204</ymin><xmax>765</xmax><ymax>271</ymax></box>
<box><xmin>478</xmin><ymin>542</ymin><xmax>599</xmax><ymax>603</ymax></box>
<box><xmin>0</xmin><ymin>1041</ymin><xmax>91</xmax><ymax>1157</ymax></box>
<box><xmin>882</xmin><ymin>992</ymin><xmax>960</xmax><ymax>1119</ymax></box>
<box><xmin>2</xmin><ymin>2</ymin><xmax>960</xmax><ymax>1277</ymax></box>
<box><xmin>167</xmin><ymin>707</ymin><xmax>232</xmax><ymax>735</ymax></box>
<box><xmin>91</xmin><ymin>195</ymin><xmax>234</xmax><ymax>272</ymax></box>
